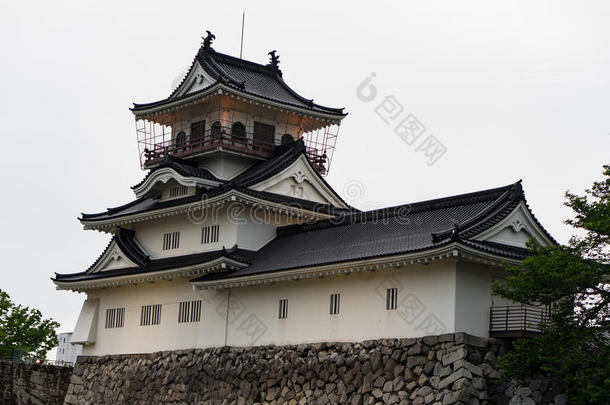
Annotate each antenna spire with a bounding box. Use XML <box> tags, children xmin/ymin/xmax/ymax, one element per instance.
<box><xmin>240</xmin><ymin>10</ymin><xmax>245</xmax><ymax>59</ymax></box>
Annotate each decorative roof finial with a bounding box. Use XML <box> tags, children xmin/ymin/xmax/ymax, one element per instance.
<box><xmin>266</xmin><ymin>50</ymin><xmax>282</xmax><ymax>75</ymax></box>
<box><xmin>202</xmin><ymin>30</ymin><xmax>216</xmax><ymax>50</ymax></box>
<box><xmin>268</xmin><ymin>50</ymin><xmax>280</xmax><ymax>68</ymax></box>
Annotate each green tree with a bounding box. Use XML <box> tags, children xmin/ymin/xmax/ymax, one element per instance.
<box><xmin>493</xmin><ymin>165</ymin><xmax>610</xmax><ymax>404</ymax></box>
<box><xmin>0</xmin><ymin>288</ymin><xmax>60</xmax><ymax>360</ymax></box>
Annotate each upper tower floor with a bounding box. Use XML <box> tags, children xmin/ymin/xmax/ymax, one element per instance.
<box><xmin>131</xmin><ymin>31</ymin><xmax>347</xmax><ymax>176</ymax></box>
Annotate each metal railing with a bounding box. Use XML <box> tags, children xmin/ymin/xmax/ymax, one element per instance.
<box><xmin>489</xmin><ymin>305</ymin><xmax>549</xmax><ymax>336</ymax></box>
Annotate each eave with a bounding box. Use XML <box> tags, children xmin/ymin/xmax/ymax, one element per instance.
<box><xmin>53</xmin><ymin>256</ymin><xmax>247</xmax><ymax>292</ymax></box>
<box><xmin>191</xmin><ymin>242</ymin><xmax>523</xmax><ymax>290</ymax></box>
<box><xmin>131</xmin><ymin>83</ymin><xmax>346</xmax><ymax>122</ymax></box>
<box><xmin>80</xmin><ymin>190</ymin><xmax>337</xmax><ymax>232</ymax></box>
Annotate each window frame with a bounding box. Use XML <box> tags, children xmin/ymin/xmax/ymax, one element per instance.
<box><xmin>104</xmin><ymin>307</ymin><xmax>125</xmax><ymax>329</ymax></box>
<box><xmin>140</xmin><ymin>304</ymin><xmax>162</xmax><ymax>326</ymax></box>
<box><xmin>178</xmin><ymin>300</ymin><xmax>202</xmax><ymax>323</ymax></box>
<box><xmin>278</xmin><ymin>298</ymin><xmax>288</xmax><ymax>319</ymax></box>
<box><xmin>329</xmin><ymin>293</ymin><xmax>340</xmax><ymax>315</ymax></box>
<box><xmin>162</xmin><ymin>231</ymin><xmax>180</xmax><ymax>250</ymax></box>
<box><xmin>201</xmin><ymin>224</ymin><xmax>220</xmax><ymax>244</ymax></box>
<box><xmin>386</xmin><ymin>288</ymin><xmax>398</xmax><ymax>310</ymax></box>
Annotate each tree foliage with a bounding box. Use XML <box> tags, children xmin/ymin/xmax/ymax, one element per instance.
<box><xmin>493</xmin><ymin>165</ymin><xmax>610</xmax><ymax>404</ymax></box>
<box><xmin>0</xmin><ymin>288</ymin><xmax>60</xmax><ymax>359</ymax></box>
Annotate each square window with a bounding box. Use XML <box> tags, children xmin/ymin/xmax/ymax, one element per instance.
<box><xmin>201</xmin><ymin>225</ymin><xmax>220</xmax><ymax>244</ymax></box>
<box><xmin>140</xmin><ymin>304</ymin><xmax>162</xmax><ymax>326</ymax></box>
<box><xmin>178</xmin><ymin>300</ymin><xmax>202</xmax><ymax>323</ymax></box>
<box><xmin>163</xmin><ymin>232</ymin><xmax>180</xmax><ymax>250</ymax></box>
<box><xmin>105</xmin><ymin>307</ymin><xmax>125</xmax><ymax>328</ymax></box>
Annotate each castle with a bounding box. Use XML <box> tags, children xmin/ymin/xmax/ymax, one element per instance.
<box><xmin>53</xmin><ymin>31</ymin><xmax>554</xmax><ymax>356</ymax></box>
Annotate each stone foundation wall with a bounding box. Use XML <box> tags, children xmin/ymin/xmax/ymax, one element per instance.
<box><xmin>64</xmin><ymin>334</ymin><xmax>568</xmax><ymax>405</ymax></box>
<box><xmin>0</xmin><ymin>361</ymin><xmax>72</xmax><ymax>405</ymax></box>
<box><xmin>490</xmin><ymin>379</ymin><xmax>568</xmax><ymax>405</ymax></box>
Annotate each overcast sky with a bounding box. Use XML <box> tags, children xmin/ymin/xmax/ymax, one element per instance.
<box><xmin>0</xmin><ymin>1</ymin><xmax>608</xmax><ymax>346</ymax></box>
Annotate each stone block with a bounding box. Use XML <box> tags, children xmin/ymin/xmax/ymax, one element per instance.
<box><xmin>438</xmin><ymin>368</ymin><xmax>472</xmax><ymax>390</ymax></box>
<box><xmin>453</xmin><ymin>360</ymin><xmax>482</xmax><ymax>377</ymax></box>
<box><xmin>441</xmin><ymin>348</ymin><xmax>467</xmax><ymax>366</ymax></box>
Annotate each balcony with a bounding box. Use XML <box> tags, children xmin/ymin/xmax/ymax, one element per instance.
<box><xmin>136</xmin><ymin>118</ymin><xmax>337</xmax><ymax>174</ymax></box>
<box><xmin>489</xmin><ymin>305</ymin><xmax>549</xmax><ymax>338</ymax></box>
<box><xmin>142</xmin><ymin>132</ymin><xmax>275</xmax><ymax>168</ymax></box>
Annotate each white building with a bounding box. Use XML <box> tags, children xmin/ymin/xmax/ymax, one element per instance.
<box><xmin>53</xmin><ymin>32</ymin><xmax>555</xmax><ymax>356</ymax></box>
<box><xmin>56</xmin><ymin>332</ymin><xmax>82</xmax><ymax>364</ymax></box>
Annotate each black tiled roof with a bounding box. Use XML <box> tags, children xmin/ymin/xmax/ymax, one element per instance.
<box><xmin>460</xmin><ymin>240</ymin><xmax>531</xmax><ymax>260</ymax></box>
<box><xmin>193</xmin><ymin>181</ymin><xmax>546</xmax><ymax>282</ymax></box>
<box><xmin>229</xmin><ymin>140</ymin><xmax>307</xmax><ymax>187</ymax></box>
<box><xmin>114</xmin><ymin>228</ymin><xmax>149</xmax><ymax>266</ymax></box>
<box><xmin>132</xmin><ymin>48</ymin><xmax>346</xmax><ymax>117</ymax></box>
<box><xmin>227</xmin><ymin>140</ymin><xmax>349</xmax><ymax>207</ymax></box>
<box><xmin>80</xmin><ymin>187</ymin><xmax>345</xmax><ymax>223</ymax></box>
<box><xmin>60</xmin><ymin>181</ymin><xmax>554</xmax><ymax>286</ymax></box>
<box><xmin>83</xmin><ymin>140</ymin><xmax>349</xmax><ymax>222</ymax></box>
<box><xmin>54</xmin><ymin>243</ymin><xmax>256</xmax><ymax>283</ymax></box>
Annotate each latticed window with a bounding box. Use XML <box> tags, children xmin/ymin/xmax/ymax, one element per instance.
<box><xmin>140</xmin><ymin>304</ymin><xmax>162</xmax><ymax>326</ymax></box>
<box><xmin>201</xmin><ymin>225</ymin><xmax>219</xmax><ymax>244</ymax></box>
<box><xmin>163</xmin><ymin>232</ymin><xmax>180</xmax><ymax>250</ymax></box>
<box><xmin>169</xmin><ymin>186</ymin><xmax>189</xmax><ymax>199</ymax></box>
<box><xmin>178</xmin><ymin>300</ymin><xmax>202</xmax><ymax>323</ymax></box>
<box><xmin>329</xmin><ymin>294</ymin><xmax>340</xmax><ymax>315</ymax></box>
<box><xmin>386</xmin><ymin>288</ymin><xmax>398</xmax><ymax>310</ymax></box>
<box><xmin>105</xmin><ymin>308</ymin><xmax>125</xmax><ymax>328</ymax></box>
<box><xmin>278</xmin><ymin>299</ymin><xmax>288</xmax><ymax>319</ymax></box>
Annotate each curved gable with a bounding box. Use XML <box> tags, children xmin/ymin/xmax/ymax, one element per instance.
<box><xmin>133</xmin><ymin>167</ymin><xmax>221</xmax><ymax>198</ymax></box>
<box><xmin>473</xmin><ymin>201</ymin><xmax>555</xmax><ymax>248</ymax></box>
<box><xmin>250</xmin><ymin>155</ymin><xmax>348</xmax><ymax>208</ymax></box>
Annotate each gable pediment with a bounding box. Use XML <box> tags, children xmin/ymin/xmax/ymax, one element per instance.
<box><xmin>249</xmin><ymin>156</ymin><xmax>348</xmax><ymax>208</ymax></box>
<box><xmin>88</xmin><ymin>239</ymin><xmax>140</xmax><ymax>273</ymax></box>
<box><xmin>172</xmin><ymin>61</ymin><xmax>217</xmax><ymax>99</ymax></box>
<box><xmin>133</xmin><ymin>167</ymin><xmax>220</xmax><ymax>198</ymax></box>
<box><xmin>474</xmin><ymin>202</ymin><xmax>554</xmax><ymax>248</ymax></box>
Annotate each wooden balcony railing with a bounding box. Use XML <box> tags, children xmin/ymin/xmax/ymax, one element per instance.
<box><xmin>489</xmin><ymin>305</ymin><xmax>549</xmax><ymax>338</ymax></box>
<box><xmin>143</xmin><ymin>132</ymin><xmax>276</xmax><ymax>167</ymax></box>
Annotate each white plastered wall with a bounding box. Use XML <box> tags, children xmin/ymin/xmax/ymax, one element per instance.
<box><xmin>453</xmin><ymin>261</ymin><xmax>495</xmax><ymax>337</ymax></box>
<box><xmin>133</xmin><ymin>213</ymin><xmax>237</xmax><ymax>259</ymax></box>
<box><xmin>80</xmin><ymin>261</ymin><xmax>459</xmax><ymax>356</ymax></box>
<box><xmin>132</xmin><ymin>209</ymin><xmax>280</xmax><ymax>259</ymax></box>
<box><xmin>453</xmin><ymin>261</ymin><xmax>519</xmax><ymax>337</ymax></box>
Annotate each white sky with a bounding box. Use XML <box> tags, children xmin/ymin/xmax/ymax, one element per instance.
<box><xmin>0</xmin><ymin>1</ymin><xmax>608</xmax><ymax>345</ymax></box>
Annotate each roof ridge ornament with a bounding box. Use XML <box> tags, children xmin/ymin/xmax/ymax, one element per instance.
<box><xmin>202</xmin><ymin>30</ymin><xmax>216</xmax><ymax>51</ymax></box>
<box><xmin>450</xmin><ymin>218</ymin><xmax>461</xmax><ymax>242</ymax></box>
<box><xmin>509</xmin><ymin>180</ymin><xmax>524</xmax><ymax>201</ymax></box>
<box><xmin>267</xmin><ymin>50</ymin><xmax>282</xmax><ymax>76</ymax></box>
